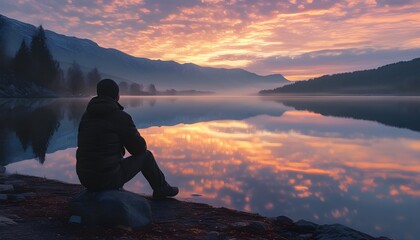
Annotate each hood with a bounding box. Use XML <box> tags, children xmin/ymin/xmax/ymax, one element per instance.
<box><xmin>86</xmin><ymin>96</ymin><xmax>124</xmax><ymax>116</ymax></box>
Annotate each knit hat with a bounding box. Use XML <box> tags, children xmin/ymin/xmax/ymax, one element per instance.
<box><xmin>97</xmin><ymin>79</ymin><xmax>119</xmax><ymax>99</ymax></box>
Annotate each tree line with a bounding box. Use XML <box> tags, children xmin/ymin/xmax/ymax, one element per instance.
<box><xmin>118</xmin><ymin>81</ymin><xmax>158</xmax><ymax>95</ymax></box>
<box><xmin>1</xmin><ymin>25</ymin><xmax>174</xmax><ymax>97</ymax></box>
<box><xmin>0</xmin><ymin>25</ymin><xmax>101</xmax><ymax>96</ymax></box>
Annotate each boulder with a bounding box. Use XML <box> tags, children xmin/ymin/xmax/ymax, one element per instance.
<box><xmin>69</xmin><ymin>189</ymin><xmax>152</xmax><ymax>230</ymax></box>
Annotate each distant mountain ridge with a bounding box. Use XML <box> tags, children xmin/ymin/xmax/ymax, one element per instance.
<box><xmin>260</xmin><ymin>58</ymin><xmax>420</xmax><ymax>95</ymax></box>
<box><xmin>0</xmin><ymin>15</ymin><xmax>288</xmax><ymax>93</ymax></box>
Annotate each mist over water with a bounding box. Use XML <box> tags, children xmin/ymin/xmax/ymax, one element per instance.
<box><xmin>2</xmin><ymin>96</ymin><xmax>420</xmax><ymax>240</ymax></box>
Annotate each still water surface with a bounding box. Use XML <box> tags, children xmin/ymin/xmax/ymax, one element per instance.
<box><xmin>2</xmin><ymin>96</ymin><xmax>419</xmax><ymax>240</ymax></box>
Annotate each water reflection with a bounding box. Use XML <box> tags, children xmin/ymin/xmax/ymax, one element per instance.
<box><xmin>0</xmin><ymin>97</ymin><xmax>287</xmax><ymax>166</ymax></box>
<box><xmin>1</xmin><ymin>99</ymin><xmax>62</xmax><ymax>163</ymax></box>
<box><xmin>3</xmin><ymin>97</ymin><xmax>420</xmax><ymax>239</ymax></box>
<box><xmin>137</xmin><ymin>114</ymin><xmax>419</xmax><ymax>240</ymax></box>
<box><xmin>7</xmin><ymin>108</ymin><xmax>420</xmax><ymax>240</ymax></box>
<box><xmin>271</xmin><ymin>96</ymin><xmax>420</xmax><ymax>132</ymax></box>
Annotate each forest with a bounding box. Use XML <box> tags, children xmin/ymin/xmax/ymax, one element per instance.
<box><xmin>0</xmin><ymin>25</ymin><xmax>159</xmax><ymax>97</ymax></box>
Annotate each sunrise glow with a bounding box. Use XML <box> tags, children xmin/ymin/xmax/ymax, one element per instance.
<box><xmin>2</xmin><ymin>0</ymin><xmax>420</xmax><ymax>80</ymax></box>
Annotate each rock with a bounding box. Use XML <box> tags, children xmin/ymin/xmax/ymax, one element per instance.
<box><xmin>314</xmin><ymin>224</ymin><xmax>380</xmax><ymax>240</ymax></box>
<box><xmin>0</xmin><ymin>194</ymin><xmax>7</xmax><ymax>200</ymax></box>
<box><xmin>22</xmin><ymin>192</ymin><xmax>36</xmax><ymax>198</ymax></box>
<box><xmin>201</xmin><ymin>231</ymin><xmax>221</xmax><ymax>240</ymax></box>
<box><xmin>68</xmin><ymin>215</ymin><xmax>82</xmax><ymax>224</ymax></box>
<box><xmin>295</xmin><ymin>219</ymin><xmax>318</xmax><ymax>233</ymax></box>
<box><xmin>0</xmin><ymin>184</ymin><xmax>13</xmax><ymax>193</ymax></box>
<box><xmin>248</xmin><ymin>221</ymin><xmax>268</xmax><ymax>233</ymax></box>
<box><xmin>69</xmin><ymin>189</ymin><xmax>152</xmax><ymax>230</ymax></box>
<box><xmin>4</xmin><ymin>180</ymin><xmax>26</xmax><ymax>186</ymax></box>
<box><xmin>232</xmin><ymin>221</ymin><xmax>268</xmax><ymax>234</ymax></box>
<box><xmin>7</xmin><ymin>194</ymin><xmax>26</xmax><ymax>201</ymax></box>
<box><xmin>275</xmin><ymin>216</ymin><xmax>294</xmax><ymax>224</ymax></box>
<box><xmin>298</xmin><ymin>233</ymin><xmax>313</xmax><ymax>239</ymax></box>
<box><xmin>232</xmin><ymin>221</ymin><xmax>247</xmax><ymax>228</ymax></box>
<box><xmin>0</xmin><ymin>215</ymin><xmax>17</xmax><ymax>227</ymax></box>
<box><xmin>2</xmin><ymin>214</ymin><xmax>21</xmax><ymax>221</ymax></box>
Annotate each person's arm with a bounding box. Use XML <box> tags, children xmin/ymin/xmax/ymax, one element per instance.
<box><xmin>119</xmin><ymin>112</ymin><xmax>147</xmax><ymax>155</ymax></box>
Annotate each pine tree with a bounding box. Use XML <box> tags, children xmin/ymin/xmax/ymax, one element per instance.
<box><xmin>87</xmin><ymin>67</ymin><xmax>101</xmax><ymax>95</ymax></box>
<box><xmin>30</xmin><ymin>25</ymin><xmax>59</xmax><ymax>88</ymax></box>
<box><xmin>148</xmin><ymin>84</ymin><xmax>157</xmax><ymax>95</ymax></box>
<box><xmin>130</xmin><ymin>82</ymin><xmax>141</xmax><ymax>95</ymax></box>
<box><xmin>67</xmin><ymin>61</ymin><xmax>85</xmax><ymax>96</ymax></box>
<box><xmin>119</xmin><ymin>81</ymin><xmax>128</xmax><ymax>95</ymax></box>
<box><xmin>0</xmin><ymin>34</ymin><xmax>6</xmax><ymax>71</ymax></box>
<box><xmin>12</xmin><ymin>40</ymin><xmax>32</xmax><ymax>83</ymax></box>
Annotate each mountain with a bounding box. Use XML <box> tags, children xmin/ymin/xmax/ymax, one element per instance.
<box><xmin>0</xmin><ymin>15</ymin><xmax>289</xmax><ymax>94</ymax></box>
<box><xmin>266</xmin><ymin>97</ymin><xmax>420</xmax><ymax>133</ymax></box>
<box><xmin>260</xmin><ymin>58</ymin><xmax>420</xmax><ymax>95</ymax></box>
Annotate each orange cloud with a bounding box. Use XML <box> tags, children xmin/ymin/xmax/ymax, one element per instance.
<box><xmin>3</xmin><ymin>0</ymin><xmax>420</xmax><ymax>80</ymax></box>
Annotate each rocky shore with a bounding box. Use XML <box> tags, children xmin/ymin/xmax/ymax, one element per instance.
<box><xmin>0</xmin><ymin>166</ymin><xmax>390</xmax><ymax>240</ymax></box>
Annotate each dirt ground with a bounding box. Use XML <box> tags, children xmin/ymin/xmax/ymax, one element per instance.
<box><xmin>0</xmin><ymin>174</ymin><xmax>389</xmax><ymax>240</ymax></box>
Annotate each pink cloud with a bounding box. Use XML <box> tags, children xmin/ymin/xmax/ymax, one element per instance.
<box><xmin>1</xmin><ymin>0</ymin><xmax>419</xmax><ymax>79</ymax></box>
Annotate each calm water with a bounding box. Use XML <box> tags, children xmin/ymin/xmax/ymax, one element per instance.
<box><xmin>1</xmin><ymin>96</ymin><xmax>420</xmax><ymax>240</ymax></box>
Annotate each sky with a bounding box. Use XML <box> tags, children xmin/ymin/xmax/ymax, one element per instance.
<box><xmin>1</xmin><ymin>0</ymin><xmax>420</xmax><ymax>80</ymax></box>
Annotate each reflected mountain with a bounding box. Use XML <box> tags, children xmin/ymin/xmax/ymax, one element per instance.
<box><xmin>4</xmin><ymin>96</ymin><xmax>420</xmax><ymax>168</ymax></box>
<box><xmin>268</xmin><ymin>96</ymin><xmax>420</xmax><ymax>133</ymax></box>
<box><xmin>120</xmin><ymin>97</ymin><xmax>288</xmax><ymax>128</ymax></box>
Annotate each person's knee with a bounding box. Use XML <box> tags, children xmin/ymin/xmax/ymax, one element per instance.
<box><xmin>144</xmin><ymin>150</ymin><xmax>154</xmax><ymax>159</ymax></box>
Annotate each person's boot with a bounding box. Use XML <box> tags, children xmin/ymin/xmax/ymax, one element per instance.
<box><xmin>153</xmin><ymin>183</ymin><xmax>179</xmax><ymax>199</ymax></box>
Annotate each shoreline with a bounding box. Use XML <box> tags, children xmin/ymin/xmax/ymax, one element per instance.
<box><xmin>0</xmin><ymin>171</ymin><xmax>390</xmax><ymax>240</ymax></box>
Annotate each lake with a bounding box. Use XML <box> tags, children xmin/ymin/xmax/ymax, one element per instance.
<box><xmin>1</xmin><ymin>96</ymin><xmax>419</xmax><ymax>240</ymax></box>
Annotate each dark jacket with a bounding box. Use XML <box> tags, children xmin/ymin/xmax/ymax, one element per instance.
<box><xmin>76</xmin><ymin>96</ymin><xmax>147</xmax><ymax>190</ymax></box>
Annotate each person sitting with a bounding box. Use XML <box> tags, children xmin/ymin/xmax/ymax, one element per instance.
<box><xmin>76</xmin><ymin>79</ymin><xmax>178</xmax><ymax>198</ymax></box>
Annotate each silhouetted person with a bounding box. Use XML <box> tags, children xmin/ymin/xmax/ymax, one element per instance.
<box><xmin>76</xmin><ymin>79</ymin><xmax>178</xmax><ymax>198</ymax></box>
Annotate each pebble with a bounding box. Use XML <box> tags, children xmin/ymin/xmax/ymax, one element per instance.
<box><xmin>298</xmin><ymin>233</ymin><xmax>313</xmax><ymax>239</ymax></box>
<box><xmin>200</xmin><ymin>231</ymin><xmax>220</xmax><ymax>240</ymax></box>
<box><xmin>232</xmin><ymin>221</ymin><xmax>268</xmax><ymax>234</ymax></box>
<box><xmin>0</xmin><ymin>194</ymin><xmax>7</xmax><ymax>200</ymax></box>
<box><xmin>4</xmin><ymin>180</ymin><xmax>26</xmax><ymax>186</ymax></box>
<box><xmin>68</xmin><ymin>215</ymin><xmax>82</xmax><ymax>224</ymax></box>
<box><xmin>247</xmin><ymin>221</ymin><xmax>268</xmax><ymax>233</ymax></box>
<box><xmin>0</xmin><ymin>184</ymin><xmax>14</xmax><ymax>193</ymax></box>
<box><xmin>0</xmin><ymin>215</ymin><xmax>17</xmax><ymax>227</ymax></box>
<box><xmin>232</xmin><ymin>222</ymin><xmax>247</xmax><ymax>228</ymax></box>
<box><xmin>7</xmin><ymin>194</ymin><xmax>26</xmax><ymax>201</ymax></box>
<box><xmin>22</xmin><ymin>192</ymin><xmax>37</xmax><ymax>198</ymax></box>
